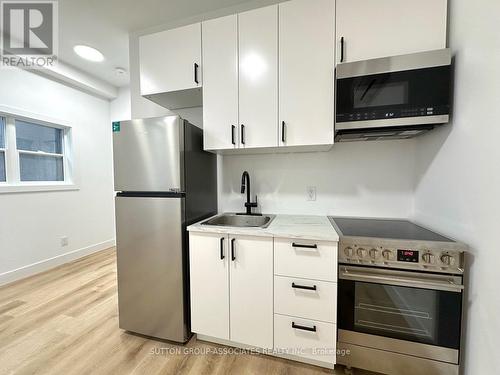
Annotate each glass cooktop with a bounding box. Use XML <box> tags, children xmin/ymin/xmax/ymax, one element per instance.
<box><xmin>329</xmin><ymin>217</ymin><xmax>454</xmax><ymax>242</ymax></box>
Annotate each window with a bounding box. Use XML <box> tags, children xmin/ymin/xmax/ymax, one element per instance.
<box><xmin>0</xmin><ymin>117</ymin><xmax>5</xmax><ymax>182</ymax></box>
<box><xmin>0</xmin><ymin>109</ymin><xmax>74</xmax><ymax>192</ymax></box>
<box><xmin>16</xmin><ymin>120</ymin><xmax>64</xmax><ymax>181</ymax></box>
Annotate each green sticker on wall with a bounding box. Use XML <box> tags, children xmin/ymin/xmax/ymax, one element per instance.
<box><xmin>112</xmin><ymin>121</ymin><xmax>121</xmax><ymax>132</ymax></box>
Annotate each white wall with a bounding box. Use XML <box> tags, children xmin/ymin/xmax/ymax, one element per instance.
<box><xmin>110</xmin><ymin>86</ymin><xmax>132</xmax><ymax>122</ymax></box>
<box><xmin>0</xmin><ymin>69</ymin><xmax>115</xmax><ymax>284</ymax></box>
<box><xmin>221</xmin><ymin>141</ymin><xmax>416</xmax><ymax>216</ymax></box>
<box><xmin>413</xmin><ymin>1</ymin><xmax>500</xmax><ymax>374</ymax></box>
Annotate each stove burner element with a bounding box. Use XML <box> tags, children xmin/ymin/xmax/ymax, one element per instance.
<box><xmin>331</xmin><ymin>217</ymin><xmax>453</xmax><ymax>242</ymax></box>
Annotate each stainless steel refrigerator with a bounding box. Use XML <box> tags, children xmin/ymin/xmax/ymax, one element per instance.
<box><xmin>113</xmin><ymin>115</ymin><xmax>217</xmax><ymax>343</ymax></box>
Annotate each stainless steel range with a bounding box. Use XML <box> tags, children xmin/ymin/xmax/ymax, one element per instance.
<box><xmin>328</xmin><ymin>217</ymin><xmax>467</xmax><ymax>375</ymax></box>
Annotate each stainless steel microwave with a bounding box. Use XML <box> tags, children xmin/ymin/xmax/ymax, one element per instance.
<box><xmin>335</xmin><ymin>49</ymin><xmax>452</xmax><ymax>142</ymax></box>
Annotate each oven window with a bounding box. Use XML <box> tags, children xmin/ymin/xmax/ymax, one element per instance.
<box><xmin>338</xmin><ymin>280</ymin><xmax>462</xmax><ymax>349</ymax></box>
<box><xmin>353</xmin><ymin>80</ymin><xmax>408</xmax><ymax>108</ymax></box>
<box><xmin>355</xmin><ymin>282</ymin><xmax>439</xmax><ymax>343</ymax></box>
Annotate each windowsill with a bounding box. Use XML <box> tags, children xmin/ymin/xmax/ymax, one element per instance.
<box><xmin>0</xmin><ymin>182</ymin><xmax>79</xmax><ymax>194</ymax></box>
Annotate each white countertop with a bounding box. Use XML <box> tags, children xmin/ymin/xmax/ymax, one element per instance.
<box><xmin>187</xmin><ymin>214</ymin><xmax>339</xmax><ymax>242</ymax></box>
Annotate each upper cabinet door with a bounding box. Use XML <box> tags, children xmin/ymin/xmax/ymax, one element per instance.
<box><xmin>238</xmin><ymin>5</ymin><xmax>278</xmax><ymax>149</ymax></box>
<box><xmin>140</xmin><ymin>23</ymin><xmax>202</xmax><ymax>96</ymax></box>
<box><xmin>279</xmin><ymin>0</ymin><xmax>335</xmax><ymax>147</ymax></box>
<box><xmin>336</xmin><ymin>0</ymin><xmax>447</xmax><ymax>63</ymax></box>
<box><xmin>202</xmin><ymin>15</ymin><xmax>239</xmax><ymax>151</ymax></box>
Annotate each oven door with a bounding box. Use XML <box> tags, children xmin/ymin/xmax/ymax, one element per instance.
<box><xmin>336</xmin><ymin>65</ymin><xmax>450</xmax><ymax>128</ymax></box>
<box><xmin>338</xmin><ymin>265</ymin><xmax>463</xmax><ymax>364</ymax></box>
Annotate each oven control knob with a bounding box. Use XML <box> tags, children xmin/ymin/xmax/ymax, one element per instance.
<box><xmin>357</xmin><ymin>248</ymin><xmax>368</xmax><ymax>258</ymax></box>
<box><xmin>369</xmin><ymin>248</ymin><xmax>380</xmax><ymax>259</ymax></box>
<box><xmin>422</xmin><ymin>253</ymin><xmax>435</xmax><ymax>264</ymax></box>
<box><xmin>440</xmin><ymin>254</ymin><xmax>455</xmax><ymax>266</ymax></box>
<box><xmin>382</xmin><ymin>249</ymin><xmax>392</xmax><ymax>260</ymax></box>
<box><xmin>344</xmin><ymin>247</ymin><xmax>355</xmax><ymax>257</ymax></box>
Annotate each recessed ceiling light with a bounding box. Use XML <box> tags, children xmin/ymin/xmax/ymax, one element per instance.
<box><xmin>73</xmin><ymin>45</ymin><xmax>104</xmax><ymax>62</ymax></box>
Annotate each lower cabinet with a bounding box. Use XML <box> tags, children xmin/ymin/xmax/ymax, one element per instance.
<box><xmin>273</xmin><ymin>237</ymin><xmax>338</xmax><ymax>366</ymax></box>
<box><xmin>189</xmin><ymin>232</ymin><xmax>273</xmax><ymax>348</ymax></box>
<box><xmin>229</xmin><ymin>235</ymin><xmax>274</xmax><ymax>348</ymax></box>
<box><xmin>274</xmin><ymin>275</ymin><xmax>337</xmax><ymax>323</ymax></box>
<box><xmin>189</xmin><ymin>232</ymin><xmax>230</xmax><ymax>340</ymax></box>
<box><xmin>274</xmin><ymin>314</ymin><xmax>336</xmax><ymax>364</ymax></box>
<box><xmin>189</xmin><ymin>231</ymin><xmax>338</xmax><ymax>367</ymax></box>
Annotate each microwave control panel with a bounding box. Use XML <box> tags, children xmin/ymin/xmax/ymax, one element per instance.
<box><xmin>336</xmin><ymin>105</ymin><xmax>449</xmax><ymax>123</ymax></box>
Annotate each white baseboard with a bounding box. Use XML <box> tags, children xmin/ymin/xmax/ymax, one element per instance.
<box><xmin>0</xmin><ymin>239</ymin><xmax>116</xmax><ymax>286</ymax></box>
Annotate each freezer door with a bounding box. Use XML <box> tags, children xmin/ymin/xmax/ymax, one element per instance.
<box><xmin>115</xmin><ymin>196</ymin><xmax>188</xmax><ymax>342</ymax></box>
<box><xmin>113</xmin><ymin>116</ymin><xmax>184</xmax><ymax>192</ymax></box>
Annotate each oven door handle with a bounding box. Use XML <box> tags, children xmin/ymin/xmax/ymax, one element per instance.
<box><xmin>340</xmin><ymin>270</ymin><xmax>464</xmax><ymax>293</ymax></box>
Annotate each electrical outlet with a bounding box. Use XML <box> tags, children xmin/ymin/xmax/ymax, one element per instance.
<box><xmin>306</xmin><ymin>186</ymin><xmax>317</xmax><ymax>201</ymax></box>
<box><xmin>60</xmin><ymin>236</ymin><xmax>69</xmax><ymax>247</ymax></box>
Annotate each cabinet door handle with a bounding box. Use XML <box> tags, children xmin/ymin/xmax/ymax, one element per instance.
<box><xmin>240</xmin><ymin>124</ymin><xmax>245</xmax><ymax>145</ymax></box>
<box><xmin>281</xmin><ymin>121</ymin><xmax>286</xmax><ymax>143</ymax></box>
<box><xmin>194</xmin><ymin>63</ymin><xmax>199</xmax><ymax>84</ymax></box>
<box><xmin>231</xmin><ymin>238</ymin><xmax>236</xmax><ymax>261</ymax></box>
<box><xmin>340</xmin><ymin>37</ymin><xmax>345</xmax><ymax>63</ymax></box>
<box><xmin>220</xmin><ymin>237</ymin><xmax>225</xmax><ymax>260</ymax></box>
<box><xmin>292</xmin><ymin>322</ymin><xmax>317</xmax><ymax>332</ymax></box>
<box><xmin>292</xmin><ymin>282</ymin><xmax>317</xmax><ymax>291</ymax></box>
<box><xmin>292</xmin><ymin>242</ymin><xmax>318</xmax><ymax>249</ymax></box>
<box><xmin>231</xmin><ymin>125</ymin><xmax>236</xmax><ymax>145</ymax></box>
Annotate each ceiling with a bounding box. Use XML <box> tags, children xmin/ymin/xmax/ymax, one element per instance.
<box><xmin>58</xmin><ymin>0</ymin><xmax>260</xmax><ymax>88</ymax></box>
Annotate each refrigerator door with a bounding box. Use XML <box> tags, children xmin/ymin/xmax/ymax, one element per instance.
<box><xmin>115</xmin><ymin>195</ymin><xmax>189</xmax><ymax>342</ymax></box>
<box><xmin>113</xmin><ymin>116</ymin><xmax>184</xmax><ymax>192</ymax></box>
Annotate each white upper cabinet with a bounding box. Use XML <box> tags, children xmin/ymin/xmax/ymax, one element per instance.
<box><xmin>202</xmin><ymin>15</ymin><xmax>239</xmax><ymax>150</ymax></box>
<box><xmin>336</xmin><ymin>0</ymin><xmax>447</xmax><ymax>63</ymax></box>
<box><xmin>140</xmin><ymin>23</ymin><xmax>202</xmax><ymax>96</ymax></box>
<box><xmin>238</xmin><ymin>5</ymin><xmax>278</xmax><ymax>149</ymax></box>
<box><xmin>279</xmin><ymin>0</ymin><xmax>335</xmax><ymax>147</ymax></box>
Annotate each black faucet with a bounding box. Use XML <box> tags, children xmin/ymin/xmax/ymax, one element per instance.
<box><xmin>240</xmin><ymin>171</ymin><xmax>259</xmax><ymax>215</ymax></box>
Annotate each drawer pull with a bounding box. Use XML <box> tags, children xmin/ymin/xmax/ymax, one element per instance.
<box><xmin>292</xmin><ymin>282</ymin><xmax>317</xmax><ymax>291</ymax></box>
<box><xmin>292</xmin><ymin>322</ymin><xmax>317</xmax><ymax>332</ymax></box>
<box><xmin>292</xmin><ymin>242</ymin><xmax>317</xmax><ymax>249</ymax></box>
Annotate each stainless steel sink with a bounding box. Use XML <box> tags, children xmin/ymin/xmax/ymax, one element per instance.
<box><xmin>202</xmin><ymin>213</ymin><xmax>275</xmax><ymax>228</ymax></box>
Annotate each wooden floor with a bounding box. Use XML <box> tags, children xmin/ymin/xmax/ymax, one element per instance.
<box><xmin>0</xmin><ymin>248</ymin><xmax>362</xmax><ymax>375</ymax></box>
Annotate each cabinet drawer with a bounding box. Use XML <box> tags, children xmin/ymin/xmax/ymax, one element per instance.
<box><xmin>274</xmin><ymin>276</ymin><xmax>337</xmax><ymax>323</ymax></box>
<box><xmin>274</xmin><ymin>314</ymin><xmax>336</xmax><ymax>364</ymax></box>
<box><xmin>274</xmin><ymin>238</ymin><xmax>337</xmax><ymax>281</ymax></box>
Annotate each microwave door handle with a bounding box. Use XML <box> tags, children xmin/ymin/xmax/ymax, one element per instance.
<box><xmin>339</xmin><ymin>270</ymin><xmax>464</xmax><ymax>293</ymax></box>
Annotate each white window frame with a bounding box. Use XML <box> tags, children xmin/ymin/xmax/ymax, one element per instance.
<box><xmin>0</xmin><ymin>106</ymin><xmax>78</xmax><ymax>193</ymax></box>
